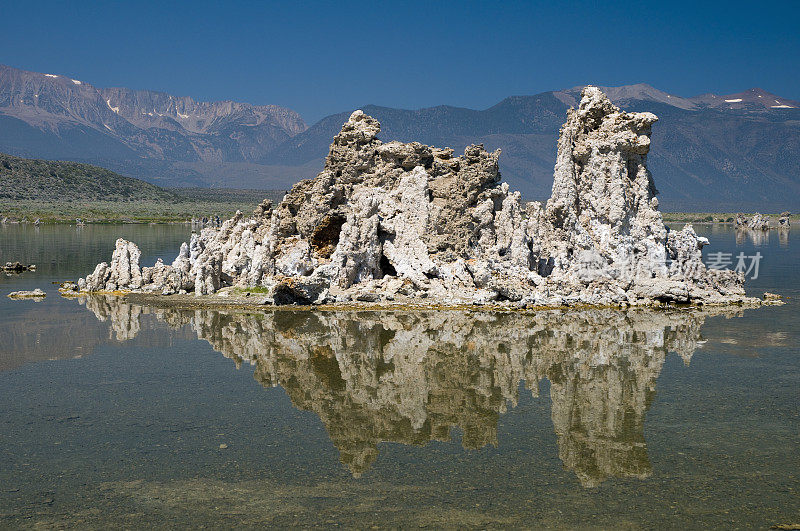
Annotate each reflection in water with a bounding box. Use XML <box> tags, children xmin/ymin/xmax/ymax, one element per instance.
<box><xmin>735</xmin><ymin>227</ymin><xmax>791</xmax><ymax>248</ymax></box>
<box><xmin>0</xmin><ymin>306</ymin><xmax>110</xmax><ymax>370</ymax></box>
<box><xmin>0</xmin><ymin>299</ymin><xmax>195</xmax><ymax>371</ymax></box>
<box><xmin>778</xmin><ymin>228</ymin><xmax>789</xmax><ymax>248</ymax></box>
<box><xmin>736</xmin><ymin>228</ymin><xmax>767</xmax><ymax>246</ymax></box>
<box><xmin>75</xmin><ymin>295</ymin><xmax>741</xmax><ymax>487</ymax></box>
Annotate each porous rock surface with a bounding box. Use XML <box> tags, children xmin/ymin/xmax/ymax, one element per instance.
<box><xmin>736</xmin><ymin>212</ymin><xmax>771</xmax><ymax>231</ymax></box>
<box><xmin>78</xmin><ymin>87</ymin><xmax>753</xmax><ymax>306</ymax></box>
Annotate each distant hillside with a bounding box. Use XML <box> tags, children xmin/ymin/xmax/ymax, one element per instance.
<box><xmin>0</xmin><ymin>153</ymin><xmax>177</xmax><ymax>202</ymax></box>
<box><xmin>0</xmin><ymin>157</ymin><xmax>282</xmax><ymax>223</ymax></box>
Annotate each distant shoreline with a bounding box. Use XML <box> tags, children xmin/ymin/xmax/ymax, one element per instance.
<box><xmin>0</xmin><ymin>188</ymin><xmax>287</xmax><ymax>224</ymax></box>
<box><xmin>660</xmin><ymin>212</ymin><xmax>793</xmax><ymax>224</ymax></box>
<box><xmin>0</xmin><ymin>202</ymin><xmax>792</xmax><ymax>226</ymax></box>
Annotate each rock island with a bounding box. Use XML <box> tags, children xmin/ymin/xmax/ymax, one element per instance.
<box><xmin>74</xmin><ymin>88</ymin><xmax>763</xmax><ymax>308</ymax></box>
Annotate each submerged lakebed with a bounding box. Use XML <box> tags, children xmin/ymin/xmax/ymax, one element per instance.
<box><xmin>0</xmin><ymin>224</ymin><xmax>798</xmax><ymax>527</ymax></box>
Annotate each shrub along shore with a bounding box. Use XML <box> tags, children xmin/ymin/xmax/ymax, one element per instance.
<box><xmin>0</xmin><ymin>152</ymin><xmax>287</xmax><ymax>223</ymax></box>
<box><xmin>0</xmin><ymin>200</ymin><xmax>792</xmax><ymax>225</ymax></box>
<box><xmin>0</xmin><ymin>188</ymin><xmax>286</xmax><ymax>224</ymax></box>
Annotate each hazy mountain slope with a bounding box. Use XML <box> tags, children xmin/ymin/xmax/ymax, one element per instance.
<box><xmin>0</xmin><ymin>64</ymin><xmax>307</xmax><ymax>177</ymax></box>
<box><xmin>621</xmin><ymin>102</ymin><xmax>800</xmax><ymax>210</ymax></box>
<box><xmin>264</xmin><ymin>87</ymin><xmax>800</xmax><ymax>210</ymax></box>
<box><xmin>98</xmin><ymin>86</ymin><xmax>306</xmax><ymax>161</ymax></box>
<box><xmin>0</xmin><ymin>114</ymin><xmax>139</xmax><ymax>160</ymax></box>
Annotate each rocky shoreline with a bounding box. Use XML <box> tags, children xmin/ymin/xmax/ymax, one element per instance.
<box><xmin>71</xmin><ymin>87</ymin><xmax>774</xmax><ymax>309</ymax></box>
<box><xmin>61</xmin><ymin>287</ymin><xmax>780</xmax><ymax>314</ymax></box>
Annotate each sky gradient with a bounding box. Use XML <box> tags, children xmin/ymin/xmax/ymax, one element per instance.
<box><xmin>1</xmin><ymin>0</ymin><xmax>798</xmax><ymax>122</ymax></box>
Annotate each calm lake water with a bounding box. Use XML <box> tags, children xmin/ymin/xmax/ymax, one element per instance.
<box><xmin>0</xmin><ymin>223</ymin><xmax>797</xmax><ymax>528</ymax></box>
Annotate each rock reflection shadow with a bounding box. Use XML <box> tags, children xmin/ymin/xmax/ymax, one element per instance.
<box><xmin>76</xmin><ymin>295</ymin><xmax>738</xmax><ymax>487</ymax></box>
<box><xmin>735</xmin><ymin>227</ymin><xmax>791</xmax><ymax>247</ymax></box>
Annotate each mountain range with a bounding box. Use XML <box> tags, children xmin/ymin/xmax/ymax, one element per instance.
<box><xmin>1</xmin><ymin>63</ymin><xmax>798</xmax><ymax>211</ymax></box>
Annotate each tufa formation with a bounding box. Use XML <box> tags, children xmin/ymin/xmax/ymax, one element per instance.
<box><xmin>77</xmin><ymin>87</ymin><xmax>754</xmax><ymax>307</ymax></box>
<box><xmin>735</xmin><ymin>211</ymin><xmax>792</xmax><ymax>230</ymax></box>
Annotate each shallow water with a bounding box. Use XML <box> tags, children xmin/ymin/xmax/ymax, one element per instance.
<box><xmin>0</xmin><ymin>224</ymin><xmax>797</xmax><ymax>528</ymax></box>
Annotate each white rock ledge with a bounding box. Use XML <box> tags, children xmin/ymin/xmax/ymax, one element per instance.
<box><xmin>76</xmin><ymin>87</ymin><xmax>768</xmax><ymax>308</ymax></box>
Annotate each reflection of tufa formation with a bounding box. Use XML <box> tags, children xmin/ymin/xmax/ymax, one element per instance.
<box><xmin>76</xmin><ymin>295</ymin><xmax>737</xmax><ymax>485</ymax></box>
<box><xmin>735</xmin><ymin>212</ymin><xmax>792</xmax><ymax>231</ymax></box>
<box><xmin>76</xmin><ymin>87</ymin><xmax>754</xmax><ymax>307</ymax></box>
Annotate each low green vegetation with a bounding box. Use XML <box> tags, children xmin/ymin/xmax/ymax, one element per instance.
<box><xmin>0</xmin><ymin>198</ymin><xmax>265</xmax><ymax>224</ymax></box>
<box><xmin>0</xmin><ymin>153</ymin><xmax>287</xmax><ymax>223</ymax></box>
<box><xmin>1</xmin><ymin>153</ymin><xmax>792</xmax><ymax>225</ymax></box>
<box><xmin>166</xmin><ymin>187</ymin><xmax>287</xmax><ymax>204</ymax></box>
<box><xmin>231</xmin><ymin>286</ymin><xmax>272</xmax><ymax>295</ymax></box>
<box><xmin>520</xmin><ymin>203</ymin><xmax>792</xmax><ymax>225</ymax></box>
<box><xmin>661</xmin><ymin>212</ymin><xmax>735</xmax><ymax>223</ymax></box>
<box><xmin>0</xmin><ymin>153</ymin><xmax>176</xmax><ymax>202</ymax></box>
<box><xmin>660</xmin><ymin>212</ymin><xmax>793</xmax><ymax>223</ymax></box>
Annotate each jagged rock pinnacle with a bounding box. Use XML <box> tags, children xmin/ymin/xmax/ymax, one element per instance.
<box><xmin>77</xmin><ymin>87</ymin><xmax>754</xmax><ymax>307</ymax></box>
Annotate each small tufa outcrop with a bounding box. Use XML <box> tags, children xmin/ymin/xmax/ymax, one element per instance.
<box><xmin>77</xmin><ymin>87</ymin><xmax>760</xmax><ymax>307</ymax></box>
<box><xmin>8</xmin><ymin>288</ymin><xmax>46</xmax><ymax>299</ymax></box>
<box><xmin>3</xmin><ymin>262</ymin><xmax>36</xmax><ymax>273</ymax></box>
<box><xmin>79</xmin><ymin>238</ymin><xmax>143</xmax><ymax>292</ymax></box>
<box><xmin>736</xmin><ymin>212</ymin><xmax>772</xmax><ymax>231</ymax></box>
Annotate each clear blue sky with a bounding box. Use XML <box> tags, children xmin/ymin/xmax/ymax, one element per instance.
<box><xmin>1</xmin><ymin>0</ymin><xmax>797</xmax><ymax>122</ymax></box>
